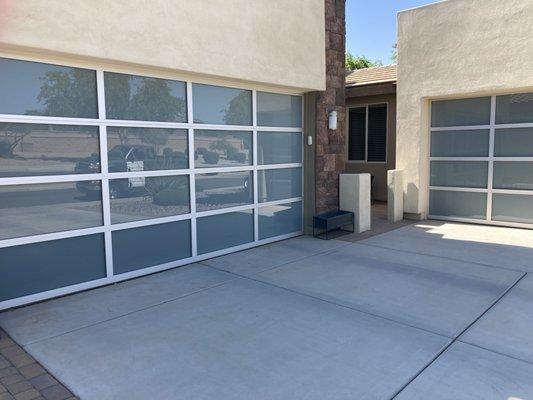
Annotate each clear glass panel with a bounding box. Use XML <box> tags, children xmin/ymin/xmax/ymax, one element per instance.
<box><xmin>494</xmin><ymin>128</ymin><xmax>533</xmax><ymax>157</ymax></box>
<box><xmin>0</xmin><ymin>123</ymin><xmax>100</xmax><ymax>177</ymax></box>
<box><xmin>429</xmin><ymin>190</ymin><xmax>487</xmax><ymax>219</ymax></box>
<box><xmin>431</xmin><ymin>97</ymin><xmax>491</xmax><ymax>127</ymax></box>
<box><xmin>493</xmin><ymin>162</ymin><xmax>533</xmax><ymax>190</ymax></box>
<box><xmin>259</xmin><ymin>201</ymin><xmax>302</xmax><ymax>239</ymax></box>
<box><xmin>496</xmin><ymin>93</ymin><xmax>533</xmax><ymax>124</ymax></box>
<box><xmin>492</xmin><ymin>194</ymin><xmax>533</xmax><ymax>224</ymax></box>
<box><xmin>367</xmin><ymin>104</ymin><xmax>387</xmax><ymax>162</ymax></box>
<box><xmin>348</xmin><ymin>107</ymin><xmax>366</xmax><ymax>161</ymax></box>
<box><xmin>430</xmin><ymin>161</ymin><xmax>488</xmax><ymax>188</ymax></box>
<box><xmin>258</xmin><ymin>132</ymin><xmax>302</xmax><ymax>165</ymax></box>
<box><xmin>107</xmin><ymin>127</ymin><xmax>188</xmax><ymax>172</ymax></box>
<box><xmin>0</xmin><ymin>234</ymin><xmax>106</xmax><ymax>302</ymax></box>
<box><xmin>104</xmin><ymin>72</ymin><xmax>187</xmax><ymax>122</ymax></box>
<box><xmin>430</xmin><ymin>130</ymin><xmax>490</xmax><ymax>157</ymax></box>
<box><xmin>197</xmin><ymin>210</ymin><xmax>254</xmax><ymax>255</ymax></box>
<box><xmin>257</xmin><ymin>92</ymin><xmax>302</xmax><ymax>127</ymax></box>
<box><xmin>112</xmin><ymin>221</ymin><xmax>191</xmax><ymax>274</ymax></box>
<box><xmin>109</xmin><ymin>175</ymin><xmax>190</xmax><ymax>224</ymax></box>
<box><xmin>194</xmin><ymin>130</ymin><xmax>252</xmax><ymax>168</ymax></box>
<box><xmin>0</xmin><ymin>182</ymin><xmax>103</xmax><ymax>240</ymax></box>
<box><xmin>258</xmin><ymin>167</ymin><xmax>302</xmax><ymax>202</ymax></box>
<box><xmin>192</xmin><ymin>84</ymin><xmax>252</xmax><ymax>125</ymax></box>
<box><xmin>0</xmin><ymin>57</ymin><xmax>97</xmax><ymax>118</ymax></box>
<box><xmin>195</xmin><ymin>171</ymin><xmax>253</xmax><ymax>212</ymax></box>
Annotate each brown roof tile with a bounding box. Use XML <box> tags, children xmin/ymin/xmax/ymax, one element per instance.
<box><xmin>345</xmin><ymin>64</ymin><xmax>397</xmax><ymax>87</ymax></box>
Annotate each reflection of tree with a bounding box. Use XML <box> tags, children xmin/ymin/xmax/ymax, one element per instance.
<box><xmin>223</xmin><ymin>91</ymin><xmax>251</xmax><ymax>125</ymax></box>
<box><xmin>0</xmin><ymin>124</ymin><xmax>31</xmax><ymax>157</ymax></box>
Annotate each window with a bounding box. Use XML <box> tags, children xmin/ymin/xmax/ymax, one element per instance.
<box><xmin>348</xmin><ymin>104</ymin><xmax>387</xmax><ymax>162</ymax></box>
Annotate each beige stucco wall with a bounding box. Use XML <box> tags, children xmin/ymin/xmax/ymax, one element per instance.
<box><xmin>0</xmin><ymin>0</ymin><xmax>325</xmax><ymax>91</ymax></box>
<box><xmin>397</xmin><ymin>0</ymin><xmax>533</xmax><ymax>217</ymax></box>
<box><xmin>345</xmin><ymin>93</ymin><xmax>396</xmax><ymax>201</ymax></box>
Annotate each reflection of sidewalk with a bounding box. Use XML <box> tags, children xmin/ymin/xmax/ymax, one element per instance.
<box><xmin>0</xmin><ymin>203</ymin><xmax>102</xmax><ymax>240</ymax></box>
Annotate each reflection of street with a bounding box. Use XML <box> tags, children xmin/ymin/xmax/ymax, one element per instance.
<box><xmin>0</xmin><ymin>185</ymin><xmax>102</xmax><ymax>240</ymax></box>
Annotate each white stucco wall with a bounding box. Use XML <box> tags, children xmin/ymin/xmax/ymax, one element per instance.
<box><xmin>0</xmin><ymin>0</ymin><xmax>325</xmax><ymax>91</ymax></box>
<box><xmin>397</xmin><ymin>0</ymin><xmax>533</xmax><ymax>217</ymax></box>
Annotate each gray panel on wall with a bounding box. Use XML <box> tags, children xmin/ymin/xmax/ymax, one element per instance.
<box><xmin>430</xmin><ymin>130</ymin><xmax>490</xmax><ymax>157</ymax></box>
<box><xmin>112</xmin><ymin>220</ymin><xmax>191</xmax><ymax>274</ymax></box>
<box><xmin>259</xmin><ymin>201</ymin><xmax>302</xmax><ymax>239</ymax></box>
<box><xmin>197</xmin><ymin>210</ymin><xmax>254</xmax><ymax>254</ymax></box>
<box><xmin>0</xmin><ymin>234</ymin><xmax>106</xmax><ymax>302</ymax></box>
<box><xmin>430</xmin><ymin>190</ymin><xmax>487</xmax><ymax>219</ymax></box>
<box><xmin>431</xmin><ymin>97</ymin><xmax>491</xmax><ymax>127</ymax></box>
<box><xmin>492</xmin><ymin>194</ymin><xmax>533</xmax><ymax>224</ymax></box>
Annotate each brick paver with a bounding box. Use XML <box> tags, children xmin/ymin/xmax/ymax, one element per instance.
<box><xmin>0</xmin><ymin>331</ymin><xmax>76</xmax><ymax>400</ymax></box>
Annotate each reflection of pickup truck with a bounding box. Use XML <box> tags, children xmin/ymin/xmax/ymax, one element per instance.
<box><xmin>75</xmin><ymin>145</ymin><xmax>186</xmax><ymax>198</ymax></box>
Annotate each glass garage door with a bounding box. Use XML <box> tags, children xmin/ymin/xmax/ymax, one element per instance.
<box><xmin>0</xmin><ymin>57</ymin><xmax>303</xmax><ymax>309</ymax></box>
<box><xmin>429</xmin><ymin>94</ymin><xmax>533</xmax><ymax>228</ymax></box>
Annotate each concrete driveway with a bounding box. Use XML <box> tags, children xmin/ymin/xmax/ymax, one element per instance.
<box><xmin>1</xmin><ymin>221</ymin><xmax>533</xmax><ymax>399</ymax></box>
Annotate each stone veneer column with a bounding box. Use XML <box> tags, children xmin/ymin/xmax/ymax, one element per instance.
<box><xmin>315</xmin><ymin>0</ymin><xmax>346</xmax><ymax>214</ymax></box>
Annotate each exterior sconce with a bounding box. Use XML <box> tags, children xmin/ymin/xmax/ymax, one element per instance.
<box><xmin>328</xmin><ymin>110</ymin><xmax>337</xmax><ymax>130</ymax></box>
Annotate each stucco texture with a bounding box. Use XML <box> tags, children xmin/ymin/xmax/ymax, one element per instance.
<box><xmin>397</xmin><ymin>0</ymin><xmax>533</xmax><ymax>216</ymax></box>
<box><xmin>0</xmin><ymin>0</ymin><xmax>325</xmax><ymax>91</ymax></box>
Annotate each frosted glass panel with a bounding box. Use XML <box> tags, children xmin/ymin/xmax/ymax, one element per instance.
<box><xmin>192</xmin><ymin>84</ymin><xmax>252</xmax><ymax>125</ymax></box>
<box><xmin>258</xmin><ymin>168</ymin><xmax>302</xmax><ymax>202</ymax></box>
<box><xmin>493</xmin><ymin>162</ymin><xmax>533</xmax><ymax>190</ymax></box>
<box><xmin>431</xmin><ymin>97</ymin><xmax>491</xmax><ymax>127</ymax></box>
<box><xmin>430</xmin><ymin>161</ymin><xmax>488</xmax><ymax>188</ymax></box>
<box><xmin>430</xmin><ymin>130</ymin><xmax>489</xmax><ymax>157</ymax></box>
<box><xmin>197</xmin><ymin>210</ymin><xmax>254</xmax><ymax>254</ymax></box>
<box><xmin>0</xmin><ymin>234</ymin><xmax>106</xmax><ymax>302</ymax></box>
<box><xmin>257</xmin><ymin>92</ymin><xmax>302</xmax><ymax>127</ymax></box>
<box><xmin>112</xmin><ymin>221</ymin><xmax>191</xmax><ymax>274</ymax></box>
<box><xmin>496</xmin><ymin>93</ymin><xmax>533</xmax><ymax>124</ymax></box>
<box><xmin>258</xmin><ymin>132</ymin><xmax>302</xmax><ymax>165</ymax></box>
<box><xmin>492</xmin><ymin>194</ymin><xmax>533</xmax><ymax>224</ymax></box>
<box><xmin>494</xmin><ymin>128</ymin><xmax>533</xmax><ymax>157</ymax></box>
<box><xmin>259</xmin><ymin>201</ymin><xmax>302</xmax><ymax>239</ymax></box>
<box><xmin>195</xmin><ymin>171</ymin><xmax>253</xmax><ymax>212</ymax></box>
<box><xmin>194</xmin><ymin>130</ymin><xmax>252</xmax><ymax>168</ymax></box>
<box><xmin>429</xmin><ymin>190</ymin><xmax>487</xmax><ymax>219</ymax></box>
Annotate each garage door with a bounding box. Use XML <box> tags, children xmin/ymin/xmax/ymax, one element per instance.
<box><xmin>429</xmin><ymin>94</ymin><xmax>533</xmax><ymax>228</ymax></box>
<box><xmin>0</xmin><ymin>57</ymin><xmax>304</xmax><ymax>309</ymax></box>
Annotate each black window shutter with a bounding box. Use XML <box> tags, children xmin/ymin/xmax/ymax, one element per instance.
<box><xmin>367</xmin><ymin>105</ymin><xmax>387</xmax><ymax>162</ymax></box>
<box><xmin>348</xmin><ymin>107</ymin><xmax>366</xmax><ymax>161</ymax></box>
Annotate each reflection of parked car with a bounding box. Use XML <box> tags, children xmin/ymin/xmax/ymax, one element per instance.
<box><xmin>75</xmin><ymin>145</ymin><xmax>186</xmax><ymax>198</ymax></box>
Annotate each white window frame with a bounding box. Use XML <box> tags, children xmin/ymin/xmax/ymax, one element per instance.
<box><xmin>0</xmin><ymin>53</ymin><xmax>305</xmax><ymax>310</ymax></box>
<box><xmin>346</xmin><ymin>102</ymin><xmax>388</xmax><ymax>164</ymax></box>
<box><xmin>428</xmin><ymin>94</ymin><xmax>533</xmax><ymax>229</ymax></box>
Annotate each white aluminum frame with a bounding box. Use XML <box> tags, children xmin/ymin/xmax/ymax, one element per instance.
<box><xmin>0</xmin><ymin>55</ymin><xmax>305</xmax><ymax>310</ymax></box>
<box><xmin>428</xmin><ymin>95</ymin><xmax>533</xmax><ymax>229</ymax></box>
<box><xmin>346</xmin><ymin>102</ymin><xmax>388</xmax><ymax>164</ymax></box>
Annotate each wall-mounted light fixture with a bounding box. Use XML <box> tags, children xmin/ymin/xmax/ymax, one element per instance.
<box><xmin>328</xmin><ymin>110</ymin><xmax>338</xmax><ymax>130</ymax></box>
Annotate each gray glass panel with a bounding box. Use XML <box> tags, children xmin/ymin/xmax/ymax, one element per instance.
<box><xmin>258</xmin><ymin>168</ymin><xmax>302</xmax><ymax>202</ymax></box>
<box><xmin>0</xmin><ymin>123</ymin><xmax>99</xmax><ymax>177</ymax></box>
<box><xmin>259</xmin><ymin>201</ymin><xmax>302</xmax><ymax>240</ymax></box>
<box><xmin>429</xmin><ymin>190</ymin><xmax>487</xmax><ymax>219</ymax></box>
<box><xmin>492</xmin><ymin>194</ymin><xmax>533</xmax><ymax>224</ymax></box>
<box><xmin>430</xmin><ymin>130</ymin><xmax>490</xmax><ymax>157</ymax></box>
<box><xmin>110</xmin><ymin>175</ymin><xmax>190</xmax><ymax>224</ymax></box>
<box><xmin>494</xmin><ymin>128</ymin><xmax>533</xmax><ymax>157</ymax></box>
<box><xmin>194</xmin><ymin>130</ymin><xmax>252</xmax><ymax>168</ymax></box>
<box><xmin>496</xmin><ymin>93</ymin><xmax>533</xmax><ymax>124</ymax></box>
<box><xmin>257</xmin><ymin>92</ymin><xmax>302</xmax><ymax>127</ymax></box>
<box><xmin>431</xmin><ymin>97</ymin><xmax>491</xmax><ymax>127</ymax></box>
<box><xmin>107</xmin><ymin>127</ymin><xmax>188</xmax><ymax>172</ymax></box>
<box><xmin>195</xmin><ymin>171</ymin><xmax>253</xmax><ymax>212</ymax></box>
<box><xmin>258</xmin><ymin>132</ymin><xmax>302</xmax><ymax>165</ymax></box>
<box><xmin>197</xmin><ymin>210</ymin><xmax>254</xmax><ymax>255</ymax></box>
<box><xmin>0</xmin><ymin>57</ymin><xmax>97</xmax><ymax>118</ymax></box>
<box><xmin>430</xmin><ymin>161</ymin><xmax>488</xmax><ymax>188</ymax></box>
<box><xmin>493</xmin><ymin>162</ymin><xmax>533</xmax><ymax>190</ymax></box>
<box><xmin>0</xmin><ymin>182</ymin><xmax>103</xmax><ymax>240</ymax></box>
<box><xmin>192</xmin><ymin>84</ymin><xmax>252</xmax><ymax>125</ymax></box>
<box><xmin>0</xmin><ymin>234</ymin><xmax>106</xmax><ymax>302</ymax></box>
<box><xmin>112</xmin><ymin>220</ymin><xmax>191</xmax><ymax>274</ymax></box>
<box><xmin>104</xmin><ymin>72</ymin><xmax>187</xmax><ymax>122</ymax></box>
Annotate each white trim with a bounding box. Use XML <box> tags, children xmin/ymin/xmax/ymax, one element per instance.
<box><xmin>429</xmin><ymin>94</ymin><xmax>533</xmax><ymax>229</ymax></box>
<box><xmin>346</xmin><ymin>102</ymin><xmax>388</xmax><ymax>164</ymax></box>
<box><xmin>0</xmin><ymin>231</ymin><xmax>302</xmax><ymax>311</ymax></box>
